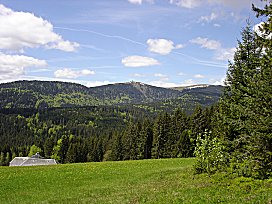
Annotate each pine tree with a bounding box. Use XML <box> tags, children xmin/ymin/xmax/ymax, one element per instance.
<box><xmin>152</xmin><ymin>112</ymin><xmax>171</xmax><ymax>158</ymax></box>
<box><xmin>142</xmin><ymin>119</ymin><xmax>153</xmax><ymax>159</ymax></box>
<box><xmin>250</xmin><ymin>0</ymin><xmax>272</xmax><ymax>178</ymax></box>
<box><xmin>65</xmin><ymin>143</ymin><xmax>76</xmax><ymax>163</ymax></box>
<box><xmin>111</xmin><ymin>134</ymin><xmax>123</xmax><ymax>161</ymax></box>
<box><xmin>44</xmin><ymin>137</ymin><xmax>54</xmax><ymax>158</ymax></box>
<box><xmin>172</xmin><ymin>108</ymin><xmax>189</xmax><ymax>157</ymax></box>
<box><xmin>214</xmin><ymin>1</ymin><xmax>272</xmax><ymax>178</ymax></box>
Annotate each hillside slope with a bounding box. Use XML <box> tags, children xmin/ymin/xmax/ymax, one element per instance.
<box><xmin>0</xmin><ymin>159</ymin><xmax>271</xmax><ymax>204</ymax></box>
<box><xmin>0</xmin><ymin>80</ymin><xmax>223</xmax><ymax>109</ymax></box>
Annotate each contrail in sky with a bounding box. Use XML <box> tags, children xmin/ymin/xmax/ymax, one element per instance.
<box><xmin>55</xmin><ymin>26</ymin><xmax>228</xmax><ymax>68</ymax></box>
<box><xmin>55</xmin><ymin>26</ymin><xmax>146</xmax><ymax>46</ymax></box>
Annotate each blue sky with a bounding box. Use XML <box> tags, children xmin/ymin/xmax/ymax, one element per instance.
<box><xmin>0</xmin><ymin>0</ymin><xmax>264</xmax><ymax>87</ymax></box>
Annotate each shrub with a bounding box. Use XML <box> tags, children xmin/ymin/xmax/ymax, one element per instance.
<box><xmin>194</xmin><ymin>131</ymin><xmax>229</xmax><ymax>174</ymax></box>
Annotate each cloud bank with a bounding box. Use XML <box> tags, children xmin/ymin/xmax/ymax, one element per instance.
<box><xmin>122</xmin><ymin>56</ymin><xmax>160</xmax><ymax>67</ymax></box>
<box><xmin>0</xmin><ymin>4</ymin><xmax>79</xmax><ymax>52</ymax></box>
<box><xmin>54</xmin><ymin>68</ymin><xmax>95</xmax><ymax>79</ymax></box>
<box><xmin>147</xmin><ymin>39</ymin><xmax>183</xmax><ymax>55</ymax></box>
<box><xmin>0</xmin><ymin>52</ymin><xmax>46</xmax><ymax>80</ymax></box>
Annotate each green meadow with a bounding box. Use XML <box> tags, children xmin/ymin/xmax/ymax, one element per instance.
<box><xmin>0</xmin><ymin>158</ymin><xmax>271</xmax><ymax>204</ymax></box>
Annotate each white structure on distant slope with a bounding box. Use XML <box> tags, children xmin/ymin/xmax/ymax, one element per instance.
<box><xmin>9</xmin><ymin>152</ymin><xmax>57</xmax><ymax>167</ymax></box>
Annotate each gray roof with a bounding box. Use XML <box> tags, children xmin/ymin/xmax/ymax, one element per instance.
<box><xmin>31</xmin><ymin>152</ymin><xmax>42</xmax><ymax>159</ymax></box>
<box><xmin>9</xmin><ymin>157</ymin><xmax>57</xmax><ymax>166</ymax></box>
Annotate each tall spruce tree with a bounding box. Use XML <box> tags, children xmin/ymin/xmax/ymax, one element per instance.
<box><xmin>251</xmin><ymin>0</ymin><xmax>272</xmax><ymax>178</ymax></box>
<box><xmin>214</xmin><ymin>0</ymin><xmax>272</xmax><ymax>178</ymax></box>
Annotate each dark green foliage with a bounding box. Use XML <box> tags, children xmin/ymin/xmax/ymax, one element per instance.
<box><xmin>212</xmin><ymin>1</ymin><xmax>272</xmax><ymax>179</ymax></box>
<box><xmin>0</xmin><ymin>104</ymin><xmax>214</xmax><ymax>165</ymax></box>
<box><xmin>177</xmin><ymin>130</ymin><xmax>192</xmax><ymax>158</ymax></box>
<box><xmin>0</xmin><ymin>80</ymin><xmax>222</xmax><ymax>112</ymax></box>
<box><xmin>110</xmin><ymin>134</ymin><xmax>124</xmax><ymax>161</ymax></box>
<box><xmin>152</xmin><ymin>112</ymin><xmax>172</xmax><ymax>158</ymax></box>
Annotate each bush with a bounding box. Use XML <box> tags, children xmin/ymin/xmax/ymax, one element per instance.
<box><xmin>194</xmin><ymin>131</ymin><xmax>229</xmax><ymax>174</ymax></box>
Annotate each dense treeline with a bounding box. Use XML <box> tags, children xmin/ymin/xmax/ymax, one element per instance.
<box><xmin>195</xmin><ymin>1</ymin><xmax>272</xmax><ymax>179</ymax></box>
<box><xmin>0</xmin><ymin>105</ymin><xmax>214</xmax><ymax>165</ymax></box>
<box><xmin>0</xmin><ymin>80</ymin><xmax>222</xmax><ymax>109</ymax></box>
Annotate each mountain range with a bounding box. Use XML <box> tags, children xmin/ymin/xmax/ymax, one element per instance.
<box><xmin>0</xmin><ymin>80</ymin><xmax>224</xmax><ymax>110</ymax></box>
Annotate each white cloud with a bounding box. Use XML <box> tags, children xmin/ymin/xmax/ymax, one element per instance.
<box><xmin>147</xmin><ymin>39</ymin><xmax>183</xmax><ymax>55</ymax></box>
<box><xmin>149</xmin><ymin>78</ymin><xmax>197</xmax><ymax>88</ymax></box>
<box><xmin>208</xmin><ymin>0</ymin><xmax>260</xmax><ymax>9</ymax></box>
<box><xmin>128</xmin><ymin>0</ymin><xmax>154</xmax><ymax>5</ymax></box>
<box><xmin>149</xmin><ymin>81</ymin><xmax>181</xmax><ymax>88</ymax></box>
<box><xmin>132</xmin><ymin>73</ymin><xmax>146</xmax><ymax>77</ymax></box>
<box><xmin>86</xmin><ymin>81</ymin><xmax>111</xmax><ymax>87</ymax></box>
<box><xmin>190</xmin><ymin>37</ymin><xmax>235</xmax><ymax>61</ymax></box>
<box><xmin>54</xmin><ymin>68</ymin><xmax>95</xmax><ymax>79</ymax></box>
<box><xmin>154</xmin><ymin>73</ymin><xmax>169</xmax><ymax>81</ymax></box>
<box><xmin>213</xmin><ymin>24</ymin><xmax>221</xmax><ymax>27</ymax></box>
<box><xmin>215</xmin><ymin>47</ymin><xmax>236</xmax><ymax>61</ymax></box>
<box><xmin>0</xmin><ymin>4</ymin><xmax>79</xmax><ymax>52</ymax></box>
<box><xmin>194</xmin><ymin>74</ymin><xmax>205</xmax><ymax>78</ymax></box>
<box><xmin>47</xmin><ymin>40</ymin><xmax>79</xmax><ymax>52</ymax></box>
<box><xmin>210</xmin><ymin>77</ymin><xmax>225</xmax><ymax>86</ymax></box>
<box><xmin>199</xmin><ymin>12</ymin><xmax>218</xmax><ymax>23</ymax></box>
<box><xmin>154</xmin><ymin>73</ymin><xmax>167</xmax><ymax>78</ymax></box>
<box><xmin>190</xmin><ymin>37</ymin><xmax>221</xmax><ymax>50</ymax></box>
<box><xmin>178</xmin><ymin>72</ymin><xmax>186</xmax><ymax>76</ymax></box>
<box><xmin>0</xmin><ymin>52</ymin><xmax>46</xmax><ymax>80</ymax></box>
<box><xmin>175</xmin><ymin>44</ymin><xmax>184</xmax><ymax>49</ymax></box>
<box><xmin>122</xmin><ymin>56</ymin><xmax>160</xmax><ymax>67</ymax></box>
<box><xmin>169</xmin><ymin>0</ymin><xmax>202</xmax><ymax>8</ymax></box>
<box><xmin>169</xmin><ymin>0</ymin><xmax>260</xmax><ymax>9</ymax></box>
<box><xmin>184</xmin><ymin>79</ymin><xmax>194</xmax><ymax>85</ymax></box>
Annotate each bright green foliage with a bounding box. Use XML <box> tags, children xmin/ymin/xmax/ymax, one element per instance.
<box><xmin>0</xmin><ymin>159</ymin><xmax>271</xmax><ymax>204</ymax></box>
<box><xmin>28</xmin><ymin>145</ymin><xmax>42</xmax><ymax>157</ymax></box>
<box><xmin>194</xmin><ymin>131</ymin><xmax>229</xmax><ymax>174</ymax></box>
<box><xmin>51</xmin><ymin>140</ymin><xmax>61</xmax><ymax>162</ymax></box>
<box><xmin>0</xmin><ymin>152</ymin><xmax>5</xmax><ymax>166</ymax></box>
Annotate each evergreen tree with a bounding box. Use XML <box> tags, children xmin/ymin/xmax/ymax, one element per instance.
<box><xmin>44</xmin><ymin>137</ymin><xmax>54</xmax><ymax>158</ymax></box>
<box><xmin>214</xmin><ymin>1</ymin><xmax>272</xmax><ymax>178</ymax></box>
<box><xmin>111</xmin><ymin>134</ymin><xmax>123</xmax><ymax>161</ymax></box>
<box><xmin>250</xmin><ymin>1</ymin><xmax>272</xmax><ymax>178</ymax></box>
<box><xmin>142</xmin><ymin>119</ymin><xmax>153</xmax><ymax>159</ymax></box>
<box><xmin>152</xmin><ymin>112</ymin><xmax>171</xmax><ymax>158</ymax></box>
<box><xmin>172</xmin><ymin>108</ymin><xmax>189</xmax><ymax>157</ymax></box>
<box><xmin>65</xmin><ymin>143</ymin><xmax>76</xmax><ymax>163</ymax></box>
<box><xmin>177</xmin><ymin>130</ymin><xmax>192</xmax><ymax>158</ymax></box>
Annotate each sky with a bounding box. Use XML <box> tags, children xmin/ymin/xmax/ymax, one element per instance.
<box><xmin>0</xmin><ymin>0</ymin><xmax>265</xmax><ymax>87</ymax></box>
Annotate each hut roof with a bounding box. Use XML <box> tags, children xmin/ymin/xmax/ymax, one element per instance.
<box><xmin>9</xmin><ymin>157</ymin><xmax>57</xmax><ymax>167</ymax></box>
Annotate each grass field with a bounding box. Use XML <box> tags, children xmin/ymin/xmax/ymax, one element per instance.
<box><xmin>0</xmin><ymin>158</ymin><xmax>271</xmax><ymax>204</ymax></box>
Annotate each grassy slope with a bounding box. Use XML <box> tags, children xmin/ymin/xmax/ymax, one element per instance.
<box><xmin>0</xmin><ymin>158</ymin><xmax>271</xmax><ymax>204</ymax></box>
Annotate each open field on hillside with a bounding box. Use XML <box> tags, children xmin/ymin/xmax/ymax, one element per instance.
<box><xmin>0</xmin><ymin>158</ymin><xmax>271</xmax><ymax>204</ymax></box>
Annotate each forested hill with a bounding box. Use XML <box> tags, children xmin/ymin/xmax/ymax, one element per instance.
<box><xmin>0</xmin><ymin>80</ymin><xmax>223</xmax><ymax>109</ymax></box>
